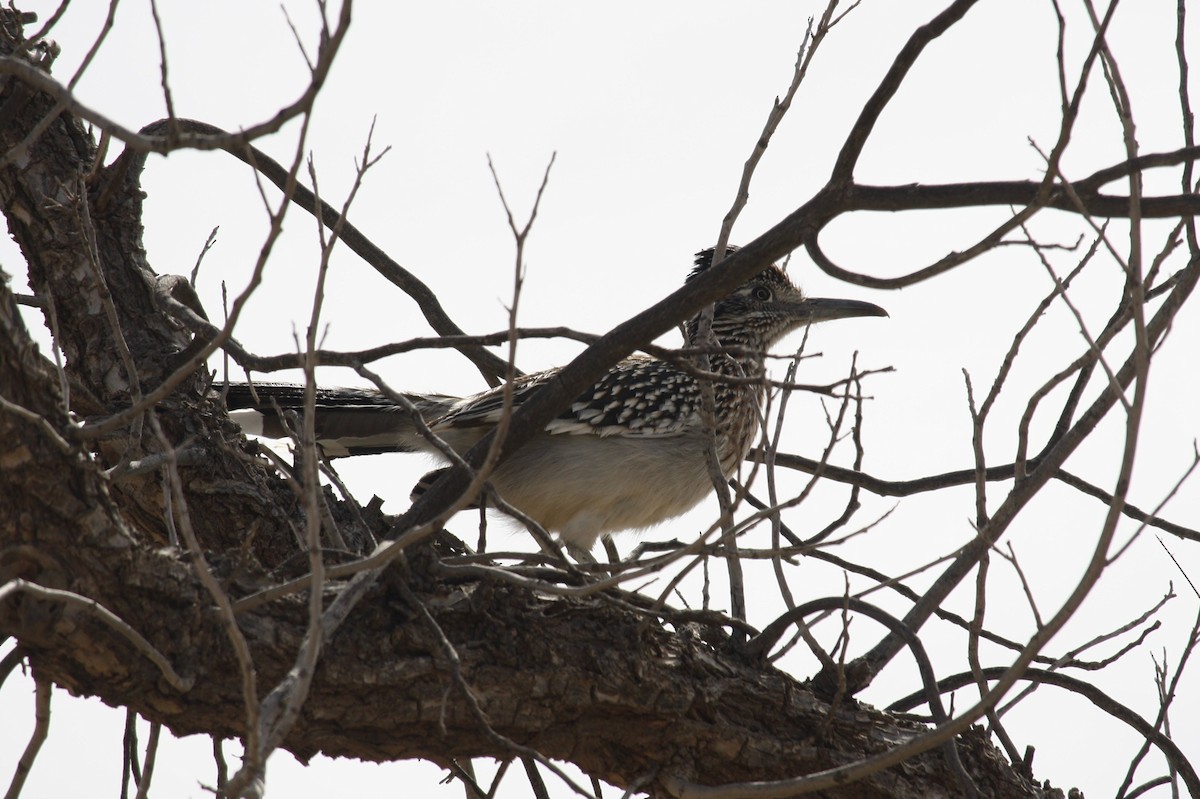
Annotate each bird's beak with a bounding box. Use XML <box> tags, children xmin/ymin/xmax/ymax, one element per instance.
<box><xmin>790</xmin><ymin>297</ymin><xmax>889</xmax><ymax>324</ymax></box>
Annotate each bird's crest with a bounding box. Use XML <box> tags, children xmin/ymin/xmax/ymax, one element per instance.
<box><xmin>688</xmin><ymin>245</ymin><xmax>739</xmax><ymax>283</ymax></box>
<box><xmin>688</xmin><ymin>245</ymin><xmax>792</xmax><ymax>284</ymax></box>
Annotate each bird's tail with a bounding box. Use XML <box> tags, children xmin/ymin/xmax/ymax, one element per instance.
<box><xmin>222</xmin><ymin>383</ymin><xmax>459</xmax><ymax>457</ymax></box>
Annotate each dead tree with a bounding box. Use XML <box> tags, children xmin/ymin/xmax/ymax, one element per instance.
<box><xmin>2</xmin><ymin>2</ymin><xmax>1198</xmax><ymax>798</ymax></box>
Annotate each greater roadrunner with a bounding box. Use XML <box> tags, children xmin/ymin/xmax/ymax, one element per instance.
<box><xmin>226</xmin><ymin>248</ymin><xmax>886</xmax><ymax>553</ymax></box>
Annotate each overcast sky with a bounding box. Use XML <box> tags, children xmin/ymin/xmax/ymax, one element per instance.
<box><xmin>3</xmin><ymin>1</ymin><xmax>1199</xmax><ymax>797</ymax></box>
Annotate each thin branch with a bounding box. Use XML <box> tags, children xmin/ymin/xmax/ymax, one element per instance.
<box><xmin>712</xmin><ymin>597</ymin><xmax>980</xmax><ymax>798</ymax></box>
<box><xmin>753</xmin><ymin>451</ymin><xmax>1199</xmax><ymax>542</ymax></box>
<box><xmin>888</xmin><ymin>666</ymin><xmax>1200</xmax><ymax>798</ymax></box>
<box><xmin>2</xmin><ymin>673</ymin><xmax>50</xmax><ymax>799</ymax></box>
<box><xmin>0</xmin><ymin>0</ymin><xmax>353</xmax><ymax>156</ymax></box>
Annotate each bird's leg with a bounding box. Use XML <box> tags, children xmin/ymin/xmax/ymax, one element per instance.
<box><xmin>565</xmin><ymin>542</ymin><xmax>598</xmax><ymax>565</ymax></box>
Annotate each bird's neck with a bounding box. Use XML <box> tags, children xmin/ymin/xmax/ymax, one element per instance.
<box><xmin>710</xmin><ymin>349</ymin><xmax>766</xmax><ymax>382</ymax></box>
<box><xmin>686</xmin><ymin>328</ymin><xmax>770</xmax><ymax>380</ymax></box>
<box><xmin>701</xmin><ymin>345</ymin><xmax>771</xmax><ymax>478</ymax></box>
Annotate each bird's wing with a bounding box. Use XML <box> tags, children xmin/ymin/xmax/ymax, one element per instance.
<box><xmin>432</xmin><ymin>356</ymin><xmax>700</xmax><ymax>438</ymax></box>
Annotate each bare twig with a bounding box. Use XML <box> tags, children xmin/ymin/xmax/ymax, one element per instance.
<box><xmin>2</xmin><ymin>673</ymin><xmax>50</xmax><ymax>799</ymax></box>
<box><xmin>0</xmin><ymin>1</ymin><xmax>352</xmax><ymax>157</ymax></box>
<box><xmin>888</xmin><ymin>666</ymin><xmax>1200</xmax><ymax>799</ymax></box>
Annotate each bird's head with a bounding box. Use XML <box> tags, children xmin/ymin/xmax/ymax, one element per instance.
<box><xmin>685</xmin><ymin>246</ymin><xmax>887</xmax><ymax>352</ymax></box>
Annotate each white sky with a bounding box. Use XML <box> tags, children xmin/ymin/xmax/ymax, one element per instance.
<box><xmin>2</xmin><ymin>1</ymin><xmax>1199</xmax><ymax>797</ymax></box>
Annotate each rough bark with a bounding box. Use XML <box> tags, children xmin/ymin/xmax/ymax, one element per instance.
<box><xmin>0</xmin><ymin>14</ymin><xmax>1045</xmax><ymax>798</ymax></box>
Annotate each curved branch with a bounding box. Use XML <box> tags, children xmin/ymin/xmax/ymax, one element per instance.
<box><xmin>118</xmin><ymin>118</ymin><xmax>513</xmax><ymax>387</ymax></box>
<box><xmin>888</xmin><ymin>667</ymin><xmax>1200</xmax><ymax>799</ymax></box>
<box><xmin>830</xmin><ymin>0</ymin><xmax>983</xmax><ymax>183</ymax></box>
<box><xmin>752</xmin><ymin>450</ymin><xmax>1199</xmax><ymax>542</ymax></box>
<box><xmin>0</xmin><ymin>1</ymin><xmax>351</xmax><ymax>159</ymax></box>
<box><xmin>678</xmin><ymin>596</ymin><xmax>979</xmax><ymax>798</ymax></box>
<box><xmin>808</xmin><ymin>174</ymin><xmax>1200</xmax><ymax>290</ymax></box>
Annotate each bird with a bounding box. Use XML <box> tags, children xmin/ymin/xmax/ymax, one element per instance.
<box><xmin>225</xmin><ymin>247</ymin><xmax>886</xmax><ymax>556</ymax></box>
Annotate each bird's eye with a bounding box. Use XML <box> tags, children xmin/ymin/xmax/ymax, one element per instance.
<box><xmin>752</xmin><ymin>286</ymin><xmax>772</xmax><ymax>302</ymax></box>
